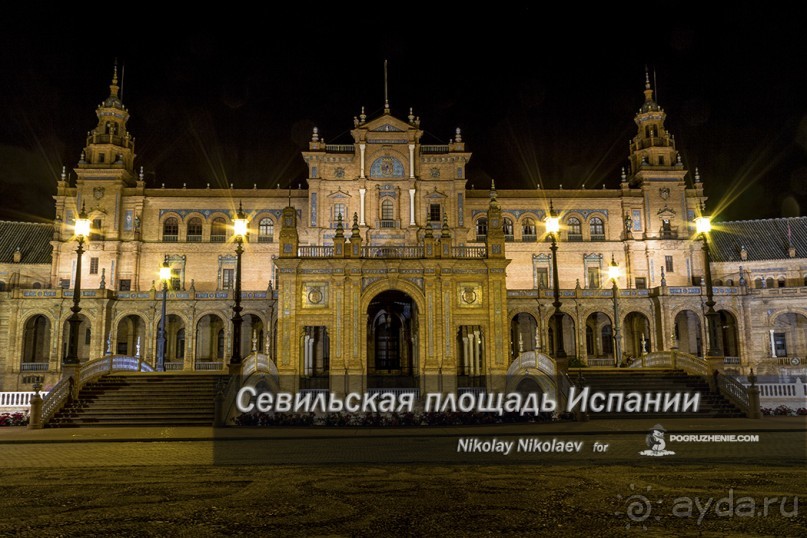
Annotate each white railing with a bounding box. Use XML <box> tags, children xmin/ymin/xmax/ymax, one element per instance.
<box><xmin>587</xmin><ymin>358</ymin><xmax>616</xmax><ymax>367</ymax></box>
<box><xmin>507</xmin><ymin>351</ymin><xmax>557</xmax><ymax>377</ymax></box>
<box><xmin>195</xmin><ymin>361</ymin><xmax>224</xmax><ymax>371</ymax></box>
<box><xmin>298</xmin><ymin>246</ymin><xmax>334</xmax><ymax>258</ymax></box>
<box><xmin>361</xmin><ymin>246</ymin><xmax>423</xmax><ymax>258</ymax></box>
<box><xmin>41</xmin><ymin>355</ymin><xmax>154</xmax><ymax>424</ymax></box>
<box><xmin>0</xmin><ymin>391</ymin><xmax>48</xmax><ymax>410</ymax></box>
<box><xmin>367</xmin><ymin>388</ymin><xmax>420</xmax><ymax>398</ymax></box>
<box><xmin>20</xmin><ymin>362</ymin><xmax>49</xmax><ymax>372</ymax></box>
<box><xmin>165</xmin><ymin>362</ymin><xmax>185</xmax><ymax>371</ymax></box>
<box><xmin>453</xmin><ymin>246</ymin><xmax>487</xmax><ymax>258</ymax></box>
<box><xmin>629</xmin><ymin>351</ymin><xmax>709</xmax><ymax>376</ymax></box>
<box><xmin>718</xmin><ymin>374</ymin><xmax>751</xmax><ymax>415</ymax></box>
<box><xmin>757</xmin><ymin>381</ymin><xmax>807</xmax><ymax>398</ymax></box>
<box><xmin>241</xmin><ymin>353</ymin><xmax>279</xmax><ymax>380</ymax></box>
<box><xmin>723</xmin><ymin>356</ymin><xmax>741</xmax><ymax>365</ymax></box>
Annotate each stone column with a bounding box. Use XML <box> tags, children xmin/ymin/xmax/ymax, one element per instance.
<box><xmin>408</xmin><ymin>144</ymin><xmax>415</xmax><ymax>179</ymax></box>
<box><xmin>408</xmin><ymin>189</ymin><xmax>416</xmax><ymax>226</ymax></box>
<box><xmin>359</xmin><ymin>143</ymin><xmax>366</xmax><ymax>179</ymax></box>
<box><xmin>359</xmin><ymin>188</ymin><xmax>366</xmax><ymax>226</ymax></box>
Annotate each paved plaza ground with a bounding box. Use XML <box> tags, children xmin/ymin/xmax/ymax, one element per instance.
<box><xmin>0</xmin><ymin>418</ymin><xmax>805</xmax><ymax>536</ymax></box>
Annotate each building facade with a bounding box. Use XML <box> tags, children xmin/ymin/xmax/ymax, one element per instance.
<box><xmin>1</xmin><ymin>68</ymin><xmax>806</xmax><ymax>392</ymax></box>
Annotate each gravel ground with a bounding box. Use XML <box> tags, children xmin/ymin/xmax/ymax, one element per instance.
<box><xmin>0</xmin><ymin>464</ymin><xmax>804</xmax><ymax>537</ymax></box>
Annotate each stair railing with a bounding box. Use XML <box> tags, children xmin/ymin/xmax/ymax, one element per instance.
<box><xmin>628</xmin><ymin>351</ymin><xmax>709</xmax><ymax>376</ymax></box>
<box><xmin>717</xmin><ymin>372</ymin><xmax>759</xmax><ymax>418</ymax></box>
<box><xmin>40</xmin><ymin>355</ymin><xmax>154</xmax><ymax>425</ymax></box>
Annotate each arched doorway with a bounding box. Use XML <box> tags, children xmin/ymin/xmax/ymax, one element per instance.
<box><xmin>771</xmin><ymin>313</ymin><xmax>807</xmax><ymax>359</ymax></box>
<box><xmin>718</xmin><ymin>310</ymin><xmax>739</xmax><ymax>357</ymax></box>
<box><xmin>510</xmin><ymin>312</ymin><xmax>538</xmax><ymax>357</ymax></box>
<box><xmin>585</xmin><ymin>312</ymin><xmax>613</xmax><ymax>362</ymax></box>
<box><xmin>61</xmin><ymin>315</ymin><xmax>91</xmax><ymax>362</ymax></box>
<box><xmin>156</xmin><ymin>314</ymin><xmax>187</xmax><ymax>367</ymax></box>
<box><xmin>623</xmin><ymin>312</ymin><xmax>651</xmax><ymax>358</ymax></box>
<box><xmin>367</xmin><ymin>290</ymin><xmax>418</xmax><ymax>389</ymax></box>
<box><xmin>116</xmin><ymin>315</ymin><xmax>146</xmax><ymax>356</ymax></box>
<box><xmin>547</xmin><ymin>312</ymin><xmax>576</xmax><ymax>358</ymax></box>
<box><xmin>515</xmin><ymin>377</ymin><xmax>543</xmax><ymax>399</ymax></box>
<box><xmin>674</xmin><ymin>310</ymin><xmax>702</xmax><ymax>356</ymax></box>
<box><xmin>196</xmin><ymin>314</ymin><xmax>226</xmax><ymax>367</ymax></box>
<box><xmin>22</xmin><ymin>315</ymin><xmax>51</xmax><ymax>369</ymax></box>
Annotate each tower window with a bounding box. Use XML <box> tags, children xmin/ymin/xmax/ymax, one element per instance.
<box><xmin>162</xmin><ymin>217</ymin><xmax>178</xmax><ymax>242</ymax></box>
<box><xmin>91</xmin><ymin>219</ymin><xmax>103</xmax><ymax>241</ymax></box>
<box><xmin>503</xmin><ymin>217</ymin><xmax>514</xmax><ymax>241</ymax></box>
<box><xmin>258</xmin><ymin>218</ymin><xmax>274</xmax><ymax>242</ymax></box>
<box><xmin>522</xmin><ymin>218</ymin><xmax>536</xmax><ymax>241</ymax></box>
<box><xmin>589</xmin><ymin>217</ymin><xmax>604</xmax><ymax>240</ymax></box>
<box><xmin>187</xmin><ymin>217</ymin><xmax>203</xmax><ymax>242</ymax></box>
<box><xmin>659</xmin><ymin>155</ymin><xmax>665</xmax><ymax>165</ymax></box>
<box><xmin>211</xmin><ymin>217</ymin><xmax>227</xmax><ymax>242</ymax></box>
<box><xmin>89</xmin><ymin>257</ymin><xmax>99</xmax><ymax>275</ymax></box>
<box><xmin>98</xmin><ymin>153</ymin><xmax>105</xmax><ymax>163</ymax></box>
<box><xmin>567</xmin><ymin>217</ymin><xmax>582</xmax><ymax>240</ymax></box>
<box><xmin>381</xmin><ymin>199</ymin><xmax>394</xmax><ymax>221</ymax></box>
<box><xmin>665</xmin><ymin>255</ymin><xmax>674</xmax><ymax>272</ymax></box>
<box><xmin>475</xmin><ymin>217</ymin><xmax>488</xmax><ymax>241</ymax></box>
<box><xmin>333</xmin><ymin>203</ymin><xmax>346</xmax><ymax>227</ymax></box>
<box><xmin>429</xmin><ymin>204</ymin><xmax>441</xmax><ymax>222</ymax></box>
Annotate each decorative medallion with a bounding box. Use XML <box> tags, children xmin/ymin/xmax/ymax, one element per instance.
<box><xmin>457</xmin><ymin>283</ymin><xmax>483</xmax><ymax>307</ymax></box>
<box><xmin>430</xmin><ymin>167</ymin><xmax>440</xmax><ymax>178</ymax></box>
<box><xmin>302</xmin><ymin>283</ymin><xmax>328</xmax><ymax>308</ymax></box>
<box><xmin>659</xmin><ymin>187</ymin><xmax>670</xmax><ymax>200</ymax></box>
<box><xmin>93</xmin><ymin>186</ymin><xmax>105</xmax><ymax>200</ymax></box>
<box><xmin>335</xmin><ymin>167</ymin><xmax>345</xmax><ymax>178</ymax></box>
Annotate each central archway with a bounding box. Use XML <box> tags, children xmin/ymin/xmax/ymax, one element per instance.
<box><xmin>366</xmin><ymin>290</ymin><xmax>419</xmax><ymax>389</ymax></box>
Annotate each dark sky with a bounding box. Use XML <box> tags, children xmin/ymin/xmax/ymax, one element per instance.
<box><xmin>1</xmin><ymin>5</ymin><xmax>806</xmax><ymax>223</ymax></box>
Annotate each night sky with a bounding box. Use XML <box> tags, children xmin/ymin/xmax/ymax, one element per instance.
<box><xmin>1</xmin><ymin>6</ymin><xmax>806</xmax><ymax>223</ymax></box>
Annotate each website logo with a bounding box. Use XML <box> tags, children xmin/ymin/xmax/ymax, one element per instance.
<box><xmin>639</xmin><ymin>423</ymin><xmax>676</xmax><ymax>457</ymax></box>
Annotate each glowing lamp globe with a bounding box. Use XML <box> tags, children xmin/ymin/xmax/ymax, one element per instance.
<box><xmin>74</xmin><ymin>214</ymin><xmax>91</xmax><ymax>239</ymax></box>
<box><xmin>159</xmin><ymin>262</ymin><xmax>172</xmax><ymax>282</ymax></box>
<box><xmin>695</xmin><ymin>216</ymin><xmax>712</xmax><ymax>235</ymax></box>
<box><xmin>608</xmin><ymin>258</ymin><xmax>621</xmax><ymax>282</ymax></box>
<box><xmin>545</xmin><ymin>216</ymin><xmax>560</xmax><ymax>235</ymax></box>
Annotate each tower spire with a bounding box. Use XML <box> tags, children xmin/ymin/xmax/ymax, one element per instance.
<box><xmin>110</xmin><ymin>59</ymin><xmax>120</xmax><ymax>98</ymax></box>
<box><xmin>643</xmin><ymin>65</ymin><xmax>653</xmax><ymax>103</ymax></box>
<box><xmin>384</xmin><ymin>59</ymin><xmax>390</xmax><ymax>114</ymax></box>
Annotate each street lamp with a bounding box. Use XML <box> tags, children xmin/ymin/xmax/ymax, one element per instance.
<box><xmin>695</xmin><ymin>214</ymin><xmax>722</xmax><ymax>357</ymax></box>
<box><xmin>608</xmin><ymin>256</ymin><xmax>622</xmax><ymax>367</ymax></box>
<box><xmin>546</xmin><ymin>201</ymin><xmax>566</xmax><ymax>358</ymax></box>
<box><xmin>156</xmin><ymin>257</ymin><xmax>171</xmax><ymax>372</ymax></box>
<box><xmin>64</xmin><ymin>204</ymin><xmax>90</xmax><ymax>365</ymax></box>
<box><xmin>230</xmin><ymin>202</ymin><xmax>248</xmax><ymax>367</ymax></box>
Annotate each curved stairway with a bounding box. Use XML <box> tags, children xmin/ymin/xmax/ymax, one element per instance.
<box><xmin>48</xmin><ymin>374</ymin><xmax>225</xmax><ymax>427</ymax></box>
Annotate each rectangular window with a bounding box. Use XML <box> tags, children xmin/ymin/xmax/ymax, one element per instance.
<box><xmin>536</xmin><ymin>268</ymin><xmax>549</xmax><ymax>289</ymax></box>
<box><xmin>118</xmin><ymin>279</ymin><xmax>131</xmax><ymax>291</ymax></box>
<box><xmin>665</xmin><ymin>255</ymin><xmax>674</xmax><ymax>273</ymax></box>
<box><xmin>587</xmin><ymin>267</ymin><xmax>600</xmax><ymax>289</ymax></box>
<box><xmin>635</xmin><ymin>277</ymin><xmax>647</xmax><ymax>290</ymax></box>
<box><xmin>773</xmin><ymin>332</ymin><xmax>787</xmax><ymax>357</ymax></box>
<box><xmin>60</xmin><ymin>279</ymin><xmax>70</xmax><ymax>289</ymax></box>
<box><xmin>98</xmin><ymin>153</ymin><xmax>105</xmax><ymax>163</ymax></box>
<box><xmin>91</xmin><ymin>219</ymin><xmax>103</xmax><ymax>241</ymax></box>
<box><xmin>222</xmin><ymin>268</ymin><xmax>234</xmax><ymax>290</ymax></box>
<box><xmin>171</xmin><ymin>269</ymin><xmax>181</xmax><ymax>291</ymax></box>
<box><xmin>429</xmin><ymin>203</ymin><xmax>441</xmax><ymax>222</ymax></box>
<box><xmin>89</xmin><ymin>257</ymin><xmax>99</xmax><ymax>275</ymax></box>
<box><xmin>333</xmin><ymin>203</ymin><xmax>346</xmax><ymax>222</ymax></box>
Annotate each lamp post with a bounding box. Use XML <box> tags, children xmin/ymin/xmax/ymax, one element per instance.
<box><xmin>608</xmin><ymin>256</ymin><xmax>622</xmax><ymax>367</ymax></box>
<box><xmin>156</xmin><ymin>257</ymin><xmax>171</xmax><ymax>372</ymax></box>
<box><xmin>695</xmin><ymin>215</ymin><xmax>722</xmax><ymax>357</ymax></box>
<box><xmin>64</xmin><ymin>205</ymin><xmax>91</xmax><ymax>365</ymax></box>
<box><xmin>546</xmin><ymin>201</ymin><xmax>566</xmax><ymax>358</ymax></box>
<box><xmin>230</xmin><ymin>202</ymin><xmax>248</xmax><ymax>367</ymax></box>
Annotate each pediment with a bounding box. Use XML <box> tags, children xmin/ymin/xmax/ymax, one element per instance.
<box><xmin>327</xmin><ymin>188</ymin><xmax>352</xmax><ymax>199</ymax></box>
<box><xmin>363</xmin><ymin>113</ymin><xmax>411</xmax><ymax>134</ymax></box>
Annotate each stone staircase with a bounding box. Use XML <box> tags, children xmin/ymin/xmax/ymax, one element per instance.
<box><xmin>567</xmin><ymin>368</ymin><xmax>745</xmax><ymax>419</ymax></box>
<box><xmin>48</xmin><ymin>374</ymin><xmax>225</xmax><ymax>427</ymax></box>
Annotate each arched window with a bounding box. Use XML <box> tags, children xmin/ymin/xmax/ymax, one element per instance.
<box><xmin>163</xmin><ymin>217</ymin><xmax>178</xmax><ymax>242</ymax></box>
<box><xmin>176</xmin><ymin>328</ymin><xmax>186</xmax><ymax>360</ymax></box>
<box><xmin>754</xmin><ymin>277</ymin><xmax>763</xmax><ymax>289</ymax></box>
<box><xmin>726</xmin><ymin>278</ymin><xmax>734</xmax><ymax>286</ymax></box>
<box><xmin>216</xmin><ymin>329</ymin><xmax>225</xmax><ymax>359</ymax></box>
<box><xmin>381</xmin><ymin>199</ymin><xmax>394</xmax><ymax>222</ymax></box>
<box><xmin>32</xmin><ymin>282</ymin><xmax>42</xmax><ymax>289</ymax></box>
<box><xmin>522</xmin><ymin>218</ymin><xmax>536</xmax><ymax>242</ymax></box>
<box><xmin>187</xmin><ymin>217</ymin><xmax>202</xmax><ymax>242</ymax></box>
<box><xmin>258</xmin><ymin>218</ymin><xmax>274</xmax><ymax>243</ymax></box>
<box><xmin>778</xmin><ymin>277</ymin><xmax>786</xmax><ymax>288</ymax></box>
<box><xmin>714</xmin><ymin>279</ymin><xmax>723</xmax><ymax>286</ymax></box>
<box><xmin>804</xmin><ymin>275</ymin><xmax>807</xmax><ymax>287</ymax></box>
<box><xmin>0</xmin><ymin>281</ymin><xmax>7</xmax><ymax>291</ymax></box>
<box><xmin>567</xmin><ymin>217</ymin><xmax>582</xmax><ymax>241</ymax></box>
<box><xmin>503</xmin><ymin>217</ymin><xmax>514</xmax><ymax>241</ymax></box>
<box><xmin>589</xmin><ymin>217</ymin><xmax>605</xmax><ymax>240</ymax></box>
<box><xmin>475</xmin><ymin>217</ymin><xmax>488</xmax><ymax>241</ymax></box>
<box><xmin>765</xmin><ymin>277</ymin><xmax>774</xmax><ymax>289</ymax></box>
<box><xmin>211</xmin><ymin>217</ymin><xmax>227</xmax><ymax>242</ymax></box>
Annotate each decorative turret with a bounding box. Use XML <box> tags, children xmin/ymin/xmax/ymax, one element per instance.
<box><xmin>333</xmin><ymin>212</ymin><xmax>345</xmax><ymax>257</ymax></box>
<box><xmin>348</xmin><ymin>212</ymin><xmax>363</xmax><ymax>257</ymax></box>
<box><xmin>486</xmin><ymin>180</ymin><xmax>505</xmax><ymax>258</ymax></box>
<box><xmin>279</xmin><ymin>201</ymin><xmax>299</xmax><ymax>258</ymax></box>
<box><xmin>627</xmin><ymin>69</ymin><xmax>684</xmax><ymax>186</ymax></box>
<box><xmin>77</xmin><ymin>62</ymin><xmax>137</xmax><ymax>181</ymax></box>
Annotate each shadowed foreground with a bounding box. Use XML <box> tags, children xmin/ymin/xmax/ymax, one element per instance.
<box><xmin>0</xmin><ymin>464</ymin><xmax>804</xmax><ymax>536</ymax></box>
